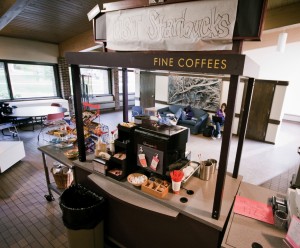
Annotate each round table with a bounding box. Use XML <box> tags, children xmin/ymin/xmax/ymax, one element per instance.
<box><xmin>6</xmin><ymin>106</ymin><xmax>67</xmax><ymax>118</ymax></box>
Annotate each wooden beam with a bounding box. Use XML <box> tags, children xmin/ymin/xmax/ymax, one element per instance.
<box><xmin>122</xmin><ymin>68</ymin><xmax>129</xmax><ymax>122</ymax></box>
<box><xmin>233</xmin><ymin>78</ymin><xmax>254</xmax><ymax>178</ymax></box>
<box><xmin>0</xmin><ymin>0</ymin><xmax>33</xmax><ymax>30</ymax></box>
<box><xmin>71</xmin><ymin>64</ymin><xmax>86</xmax><ymax>162</ymax></box>
<box><xmin>212</xmin><ymin>74</ymin><xmax>240</xmax><ymax>220</ymax></box>
<box><xmin>65</xmin><ymin>52</ymin><xmax>258</xmax><ymax>77</ymax></box>
<box><xmin>264</xmin><ymin>2</ymin><xmax>300</xmax><ymax>30</ymax></box>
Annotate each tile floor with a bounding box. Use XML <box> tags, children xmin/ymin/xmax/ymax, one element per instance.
<box><xmin>0</xmin><ymin>111</ymin><xmax>299</xmax><ymax>247</ymax></box>
<box><xmin>0</xmin><ymin>132</ymin><xmax>68</xmax><ymax>247</ymax></box>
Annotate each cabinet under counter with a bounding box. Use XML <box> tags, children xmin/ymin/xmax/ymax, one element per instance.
<box><xmin>73</xmin><ymin>157</ymin><xmax>242</xmax><ymax>248</ymax></box>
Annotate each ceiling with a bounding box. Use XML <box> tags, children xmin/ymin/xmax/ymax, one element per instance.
<box><xmin>0</xmin><ymin>0</ymin><xmax>300</xmax><ymax>45</ymax></box>
<box><xmin>0</xmin><ymin>0</ymin><xmax>110</xmax><ymax>44</ymax></box>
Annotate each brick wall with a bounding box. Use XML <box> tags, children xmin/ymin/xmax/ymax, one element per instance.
<box><xmin>58</xmin><ymin>57</ymin><xmax>71</xmax><ymax>100</ymax></box>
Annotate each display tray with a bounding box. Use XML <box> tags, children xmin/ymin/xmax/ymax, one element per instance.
<box><xmin>63</xmin><ymin>149</ymin><xmax>79</xmax><ymax>159</ymax></box>
<box><xmin>168</xmin><ymin>158</ymin><xmax>190</xmax><ymax>171</ymax></box>
<box><xmin>113</xmin><ymin>152</ymin><xmax>126</xmax><ymax>160</ymax></box>
<box><xmin>118</xmin><ymin>123</ymin><xmax>136</xmax><ymax>132</ymax></box>
<box><xmin>141</xmin><ymin>178</ymin><xmax>170</xmax><ymax>198</ymax></box>
<box><xmin>140</xmin><ymin>120</ymin><xmax>186</xmax><ymax>136</ymax></box>
<box><xmin>110</xmin><ymin>156</ymin><xmax>126</xmax><ymax>166</ymax></box>
<box><xmin>181</xmin><ymin>161</ymin><xmax>200</xmax><ymax>184</ymax></box>
<box><xmin>93</xmin><ymin>159</ymin><xmax>107</xmax><ymax>176</ymax></box>
<box><xmin>106</xmin><ymin>160</ymin><xmax>126</xmax><ymax>181</ymax></box>
<box><xmin>53</xmin><ymin>142</ymin><xmax>74</xmax><ymax>149</ymax></box>
<box><xmin>107</xmin><ymin>169</ymin><xmax>126</xmax><ymax>181</ymax></box>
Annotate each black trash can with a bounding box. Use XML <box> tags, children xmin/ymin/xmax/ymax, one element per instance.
<box><xmin>59</xmin><ymin>184</ymin><xmax>105</xmax><ymax>248</ymax></box>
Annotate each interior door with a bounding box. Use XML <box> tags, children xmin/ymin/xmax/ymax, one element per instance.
<box><xmin>245</xmin><ymin>79</ymin><xmax>275</xmax><ymax>141</ymax></box>
<box><xmin>140</xmin><ymin>72</ymin><xmax>155</xmax><ymax>108</ymax></box>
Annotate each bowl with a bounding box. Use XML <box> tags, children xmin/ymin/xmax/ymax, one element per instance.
<box><xmin>64</xmin><ymin>149</ymin><xmax>79</xmax><ymax>159</ymax></box>
<box><xmin>127</xmin><ymin>173</ymin><xmax>148</xmax><ymax>187</ymax></box>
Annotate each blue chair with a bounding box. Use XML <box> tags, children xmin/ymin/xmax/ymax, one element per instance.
<box><xmin>131</xmin><ymin>106</ymin><xmax>143</xmax><ymax>117</ymax></box>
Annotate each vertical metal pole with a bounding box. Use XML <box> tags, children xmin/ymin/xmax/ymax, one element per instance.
<box><xmin>212</xmin><ymin>75</ymin><xmax>239</xmax><ymax>220</ymax></box>
<box><xmin>42</xmin><ymin>152</ymin><xmax>52</xmax><ymax>197</ymax></box>
<box><xmin>71</xmin><ymin>64</ymin><xmax>86</xmax><ymax>162</ymax></box>
<box><xmin>233</xmin><ymin>78</ymin><xmax>255</xmax><ymax>178</ymax></box>
<box><xmin>122</xmin><ymin>68</ymin><xmax>129</xmax><ymax>122</ymax></box>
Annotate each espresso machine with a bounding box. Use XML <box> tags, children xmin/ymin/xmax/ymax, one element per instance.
<box><xmin>134</xmin><ymin>123</ymin><xmax>189</xmax><ymax>177</ymax></box>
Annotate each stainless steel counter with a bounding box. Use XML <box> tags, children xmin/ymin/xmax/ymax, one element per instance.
<box><xmin>222</xmin><ymin>182</ymin><xmax>287</xmax><ymax>248</ymax></box>
<box><xmin>73</xmin><ymin>155</ymin><xmax>242</xmax><ymax>231</ymax></box>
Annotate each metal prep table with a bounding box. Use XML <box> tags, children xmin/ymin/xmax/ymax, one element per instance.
<box><xmin>38</xmin><ymin>145</ymin><xmax>75</xmax><ymax>201</ymax></box>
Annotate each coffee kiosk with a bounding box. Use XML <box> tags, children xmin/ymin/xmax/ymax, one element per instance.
<box><xmin>64</xmin><ymin>0</ymin><xmax>270</xmax><ymax>247</ymax></box>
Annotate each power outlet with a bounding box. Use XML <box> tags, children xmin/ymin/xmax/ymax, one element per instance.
<box><xmin>149</xmin><ymin>0</ymin><xmax>164</xmax><ymax>4</ymax></box>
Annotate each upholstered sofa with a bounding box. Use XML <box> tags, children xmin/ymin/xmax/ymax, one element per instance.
<box><xmin>157</xmin><ymin>105</ymin><xmax>208</xmax><ymax>134</ymax></box>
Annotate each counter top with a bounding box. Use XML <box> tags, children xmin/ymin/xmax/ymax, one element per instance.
<box><xmin>73</xmin><ymin>154</ymin><xmax>242</xmax><ymax>231</ymax></box>
<box><xmin>38</xmin><ymin>145</ymin><xmax>75</xmax><ymax>168</ymax></box>
<box><xmin>222</xmin><ymin>182</ymin><xmax>287</xmax><ymax>248</ymax></box>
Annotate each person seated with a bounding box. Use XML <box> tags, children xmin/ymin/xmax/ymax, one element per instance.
<box><xmin>184</xmin><ymin>105</ymin><xmax>194</xmax><ymax>120</ymax></box>
<box><xmin>181</xmin><ymin>104</ymin><xmax>194</xmax><ymax>120</ymax></box>
<box><xmin>212</xmin><ymin>103</ymin><xmax>226</xmax><ymax>139</ymax></box>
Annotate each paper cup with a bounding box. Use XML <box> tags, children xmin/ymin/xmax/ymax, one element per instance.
<box><xmin>172</xmin><ymin>180</ymin><xmax>181</xmax><ymax>194</ymax></box>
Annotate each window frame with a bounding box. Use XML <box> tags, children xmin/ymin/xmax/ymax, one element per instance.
<box><xmin>78</xmin><ymin>66</ymin><xmax>113</xmax><ymax>96</ymax></box>
<box><xmin>0</xmin><ymin>59</ymin><xmax>61</xmax><ymax>101</ymax></box>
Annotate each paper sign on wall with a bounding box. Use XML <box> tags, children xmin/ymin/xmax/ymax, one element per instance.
<box><xmin>106</xmin><ymin>0</ymin><xmax>238</xmax><ymax>51</ymax></box>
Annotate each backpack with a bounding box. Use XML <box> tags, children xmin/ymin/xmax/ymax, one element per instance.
<box><xmin>203</xmin><ymin>126</ymin><xmax>214</xmax><ymax>137</ymax></box>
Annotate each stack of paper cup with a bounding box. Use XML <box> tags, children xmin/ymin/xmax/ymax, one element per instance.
<box><xmin>200</xmin><ymin>160</ymin><xmax>212</xmax><ymax>181</ymax></box>
<box><xmin>208</xmin><ymin>159</ymin><xmax>217</xmax><ymax>174</ymax></box>
<box><xmin>170</xmin><ymin>170</ymin><xmax>184</xmax><ymax>194</ymax></box>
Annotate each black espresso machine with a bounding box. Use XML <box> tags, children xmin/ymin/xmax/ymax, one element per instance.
<box><xmin>134</xmin><ymin>123</ymin><xmax>189</xmax><ymax>178</ymax></box>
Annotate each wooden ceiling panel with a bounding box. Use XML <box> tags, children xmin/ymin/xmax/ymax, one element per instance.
<box><xmin>0</xmin><ymin>0</ymin><xmax>100</xmax><ymax>44</ymax></box>
<box><xmin>267</xmin><ymin>0</ymin><xmax>300</xmax><ymax>9</ymax></box>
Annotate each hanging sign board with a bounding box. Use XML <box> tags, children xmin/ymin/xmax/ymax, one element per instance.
<box><xmin>104</xmin><ymin>0</ymin><xmax>238</xmax><ymax>51</ymax></box>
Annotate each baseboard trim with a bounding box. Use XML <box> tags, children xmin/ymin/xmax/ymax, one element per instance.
<box><xmin>283</xmin><ymin>114</ymin><xmax>300</xmax><ymax>123</ymax></box>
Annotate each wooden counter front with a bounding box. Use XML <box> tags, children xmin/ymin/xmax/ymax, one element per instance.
<box><xmin>73</xmin><ymin>156</ymin><xmax>242</xmax><ymax>247</ymax></box>
<box><xmin>222</xmin><ymin>182</ymin><xmax>287</xmax><ymax>248</ymax></box>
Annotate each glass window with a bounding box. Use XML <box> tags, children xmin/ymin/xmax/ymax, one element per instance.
<box><xmin>8</xmin><ymin>63</ymin><xmax>57</xmax><ymax>98</ymax></box>
<box><xmin>118</xmin><ymin>70</ymin><xmax>135</xmax><ymax>93</ymax></box>
<box><xmin>0</xmin><ymin>62</ymin><xmax>10</xmax><ymax>100</ymax></box>
<box><xmin>80</xmin><ymin>67</ymin><xmax>110</xmax><ymax>95</ymax></box>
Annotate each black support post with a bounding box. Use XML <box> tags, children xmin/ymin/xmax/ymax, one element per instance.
<box><xmin>122</xmin><ymin>68</ymin><xmax>129</xmax><ymax>122</ymax></box>
<box><xmin>212</xmin><ymin>75</ymin><xmax>239</xmax><ymax>220</ymax></box>
<box><xmin>233</xmin><ymin>78</ymin><xmax>255</xmax><ymax>178</ymax></box>
<box><xmin>71</xmin><ymin>64</ymin><xmax>86</xmax><ymax>162</ymax></box>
